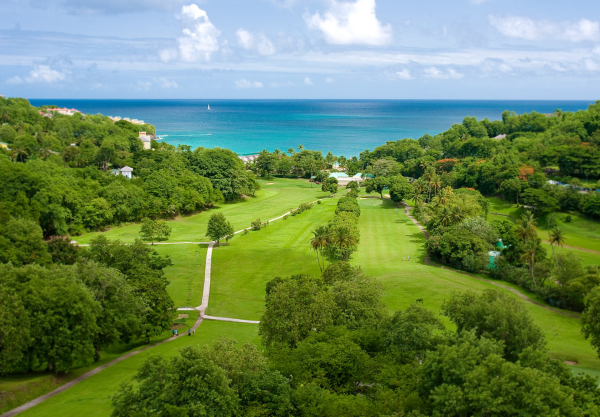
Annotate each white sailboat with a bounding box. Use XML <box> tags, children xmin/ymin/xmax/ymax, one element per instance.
<box><xmin>207</xmin><ymin>104</ymin><xmax>211</xmax><ymax>110</ymax></box>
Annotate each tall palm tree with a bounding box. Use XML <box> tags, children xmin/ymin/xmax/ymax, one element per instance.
<box><xmin>432</xmin><ymin>177</ymin><xmax>443</xmax><ymax>197</ymax></box>
<box><xmin>332</xmin><ymin>226</ymin><xmax>356</xmax><ymax>261</ymax></box>
<box><xmin>516</xmin><ymin>212</ymin><xmax>537</xmax><ymax>242</ymax></box>
<box><xmin>310</xmin><ymin>225</ymin><xmax>330</xmax><ymax>272</ymax></box>
<box><xmin>520</xmin><ymin>243</ymin><xmax>538</xmax><ymax>287</ymax></box>
<box><xmin>548</xmin><ymin>226</ymin><xmax>566</xmax><ymax>260</ymax></box>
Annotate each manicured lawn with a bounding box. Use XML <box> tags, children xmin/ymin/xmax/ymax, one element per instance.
<box><xmin>155</xmin><ymin>244</ymin><xmax>208</xmax><ymax>308</ymax></box>
<box><xmin>74</xmin><ymin>178</ymin><xmax>329</xmax><ymax>244</ymax></box>
<box><xmin>207</xmin><ymin>196</ymin><xmax>339</xmax><ymax>321</ymax></box>
<box><xmin>486</xmin><ymin>197</ymin><xmax>600</xmax><ymax>253</ymax></box>
<box><xmin>352</xmin><ymin>197</ymin><xmax>600</xmax><ymax>373</ymax></box>
<box><xmin>0</xmin><ymin>311</ymin><xmax>199</xmax><ymax>415</ymax></box>
<box><xmin>19</xmin><ymin>321</ymin><xmax>259</xmax><ymax>417</ymax></box>
<box><xmin>541</xmin><ymin>242</ymin><xmax>600</xmax><ymax>267</ymax></box>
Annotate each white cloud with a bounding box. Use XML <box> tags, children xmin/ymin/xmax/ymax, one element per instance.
<box><xmin>304</xmin><ymin>77</ymin><xmax>313</xmax><ymax>85</ymax></box>
<box><xmin>326</xmin><ymin>77</ymin><xmax>334</xmax><ymax>83</ymax></box>
<box><xmin>305</xmin><ymin>0</ymin><xmax>392</xmax><ymax>46</ymax></box>
<box><xmin>235</xmin><ymin>79</ymin><xmax>264</xmax><ymax>89</ymax></box>
<box><xmin>25</xmin><ymin>65</ymin><xmax>67</xmax><ymax>83</ymax></box>
<box><xmin>270</xmin><ymin>81</ymin><xmax>295</xmax><ymax>88</ymax></box>
<box><xmin>136</xmin><ymin>81</ymin><xmax>152</xmax><ymax>91</ymax></box>
<box><xmin>236</xmin><ymin>28</ymin><xmax>276</xmax><ymax>56</ymax></box>
<box><xmin>490</xmin><ymin>16</ymin><xmax>600</xmax><ymax>42</ymax></box>
<box><xmin>6</xmin><ymin>76</ymin><xmax>23</xmax><ymax>85</ymax></box>
<box><xmin>395</xmin><ymin>69</ymin><xmax>412</xmax><ymax>80</ymax></box>
<box><xmin>423</xmin><ymin>67</ymin><xmax>463</xmax><ymax>79</ymax></box>
<box><xmin>154</xmin><ymin>78</ymin><xmax>179</xmax><ymax>89</ymax></box>
<box><xmin>161</xmin><ymin>4</ymin><xmax>221</xmax><ymax>62</ymax></box>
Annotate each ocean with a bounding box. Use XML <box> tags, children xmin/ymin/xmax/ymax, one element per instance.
<box><xmin>29</xmin><ymin>99</ymin><xmax>595</xmax><ymax>157</ymax></box>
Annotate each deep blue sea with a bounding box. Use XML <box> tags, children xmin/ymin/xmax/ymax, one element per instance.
<box><xmin>29</xmin><ymin>100</ymin><xmax>595</xmax><ymax>157</ymax></box>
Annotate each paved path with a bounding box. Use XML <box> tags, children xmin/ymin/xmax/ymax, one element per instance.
<box><xmin>3</xmin><ymin>200</ymin><xmax>329</xmax><ymax>416</ymax></box>
<box><xmin>401</xmin><ymin>202</ymin><xmax>579</xmax><ymax>319</ymax></box>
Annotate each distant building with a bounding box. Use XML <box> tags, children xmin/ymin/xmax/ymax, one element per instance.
<box><xmin>118</xmin><ymin>166</ymin><xmax>134</xmax><ymax>179</ymax></box>
<box><xmin>0</xmin><ymin>142</ymin><xmax>8</xmax><ymax>149</ymax></box>
<box><xmin>0</xmin><ymin>95</ymin><xmax>6</xmax><ymax>99</ymax></box>
<box><xmin>47</xmin><ymin>107</ymin><xmax>81</xmax><ymax>116</ymax></box>
<box><xmin>239</xmin><ymin>154</ymin><xmax>259</xmax><ymax>163</ymax></box>
<box><xmin>329</xmin><ymin>172</ymin><xmax>373</xmax><ymax>186</ymax></box>
<box><xmin>494</xmin><ymin>134</ymin><xmax>507</xmax><ymax>140</ymax></box>
<box><xmin>139</xmin><ymin>131</ymin><xmax>155</xmax><ymax>150</ymax></box>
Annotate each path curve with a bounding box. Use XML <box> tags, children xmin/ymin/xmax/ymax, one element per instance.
<box><xmin>400</xmin><ymin>203</ymin><xmax>579</xmax><ymax>319</ymax></box>
<box><xmin>3</xmin><ymin>200</ymin><xmax>331</xmax><ymax>416</ymax></box>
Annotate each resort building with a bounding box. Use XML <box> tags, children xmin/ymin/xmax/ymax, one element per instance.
<box><xmin>328</xmin><ymin>172</ymin><xmax>373</xmax><ymax>186</ymax></box>
<box><xmin>47</xmin><ymin>107</ymin><xmax>81</xmax><ymax>116</ymax></box>
<box><xmin>139</xmin><ymin>131</ymin><xmax>155</xmax><ymax>150</ymax></box>
<box><xmin>494</xmin><ymin>134</ymin><xmax>507</xmax><ymax>140</ymax></box>
<box><xmin>239</xmin><ymin>154</ymin><xmax>259</xmax><ymax>163</ymax></box>
<box><xmin>111</xmin><ymin>166</ymin><xmax>134</xmax><ymax>179</ymax></box>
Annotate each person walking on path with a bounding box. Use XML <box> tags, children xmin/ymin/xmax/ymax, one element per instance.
<box><xmin>403</xmin><ymin>257</ymin><xmax>405</xmax><ymax>261</ymax></box>
<box><xmin>193</xmin><ymin>329</ymin><xmax>195</xmax><ymax>335</ymax></box>
<box><xmin>407</xmin><ymin>256</ymin><xmax>410</xmax><ymax>261</ymax></box>
<box><xmin>172</xmin><ymin>329</ymin><xmax>176</xmax><ymax>337</ymax></box>
<box><xmin>188</xmin><ymin>329</ymin><xmax>191</xmax><ymax>336</ymax></box>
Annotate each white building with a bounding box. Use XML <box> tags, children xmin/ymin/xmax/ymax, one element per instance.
<box><xmin>239</xmin><ymin>154</ymin><xmax>259</xmax><ymax>163</ymax></box>
<box><xmin>119</xmin><ymin>166</ymin><xmax>133</xmax><ymax>179</ymax></box>
<box><xmin>139</xmin><ymin>131</ymin><xmax>155</xmax><ymax>150</ymax></box>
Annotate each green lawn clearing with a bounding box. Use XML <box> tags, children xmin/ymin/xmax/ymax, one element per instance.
<box><xmin>155</xmin><ymin>244</ymin><xmax>208</xmax><ymax>308</ymax></box>
<box><xmin>207</xmin><ymin>195</ymin><xmax>339</xmax><ymax>321</ymax></box>
<box><xmin>18</xmin><ymin>321</ymin><xmax>259</xmax><ymax>417</ymax></box>
<box><xmin>352</xmin><ymin>197</ymin><xmax>600</xmax><ymax>373</ymax></box>
<box><xmin>74</xmin><ymin>178</ymin><xmax>329</xmax><ymax>244</ymax></box>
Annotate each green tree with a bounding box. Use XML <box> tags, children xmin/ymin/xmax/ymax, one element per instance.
<box><xmin>256</xmin><ymin>150</ymin><xmax>277</xmax><ymax>178</ymax></box>
<box><xmin>331</xmin><ymin>226</ymin><xmax>357</xmax><ymax>261</ymax></box>
<box><xmin>310</xmin><ymin>225</ymin><xmax>330</xmax><ymax>272</ymax></box>
<box><xmin>0</xmin><ymin>283</ymin><xmax>30</xmax><ymax>374</ymax></box>
<box><xmin>139</xmin><ymin>218</ymin><xmax>158</xmax><ymax>245</ymax></box>
<box><xmin>0</xmin><ymin>217</ymin><xmax>51</xmax><ymax>266</ymax></box>
<box><xmin>549</xmin><ymin>226</ymin><xmax>566</xmax><ymax>260</ymax></box>
<box><xmin>500</xmin><ymin>178</ymin><xmax>524</xmax><ymax>205</ymax></box>
<box><xmin>259</xmin><ymin>275</ymin><xmax>334</xmax><ymax>348</ymax></box>
<box><xmin>387</xmin><ymin>175</ymin><xmax>413</xmax><ymax>204</ymax></box>
<box><xmin>363</xmin><ymin>177</ymin><xmax>388</xmax><ymax>199</ymax></box>
<box><xmin>206</xmin><ymin>212</ymin><xmax>235</xmax><ymax>245</ymax></box>
<box><xmin>521</xmin><ymin>188</ymin><xmax>560</xmax><ymax>216</ymax></box>
<box><xmin>47</xmin><ymin>235</ymin><xmax>80</xmax><ymax>265</ymax></box>
<box><xmin>331</xmin><ymin>275</ymin><xmax>388</xmax><ymax>330</ymax></box>
<box><xmin>321</xmin><ymin>177</ymin><xmax>338</xmax><ymax>195</ymax></box>
<box><xmin>581</xmin><ymin>286</ymin><xmax>600</xmax><ymax>359</ymax></box>
<box><xmin>442</xmin><ymin>289</ymin><xmax>546</xmax><ymax>361</ymax></box>
<box><xmin>112</xmin><ymin>346</ymin><xmax>240</xmax><ymax>417</ymax></box>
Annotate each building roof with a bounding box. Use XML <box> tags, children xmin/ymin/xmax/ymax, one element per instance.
<box><xmin>120</xmin><ymin>166</ymin><xmax>134</xmax><ymax>172</ymax></box>
<box><xmin>494</xmin><ymin>134</ymin><xmax>507</xmax><ymax>139</ymax></box>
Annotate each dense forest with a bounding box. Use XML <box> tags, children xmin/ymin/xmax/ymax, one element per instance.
<box><xmin>2</xmin><ymin>97</ymin><xmax>600</xmax><ymax>416</ymax></box>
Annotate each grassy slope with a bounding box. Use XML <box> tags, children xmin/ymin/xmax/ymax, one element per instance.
<box><xmin>155</xmin><ymin>244</ymin><xmax>208</xmax><ymax>308</ymax></box>
<box><xmin>74</xmin><ymin>178</ymin><xmax>328</xmax><ymax>244</ymax></box>
<box><xmin>207</xmin><ymin>195</ymin><xmax>338</xmax><ymax>321</ymax></box>
<box><xmin>487</xmin><ymin>196</ymin><xmax>600</xmax><ymax>254</ymax></box>
<box><xmin>353</xmin><ymin>197</ymin><xmax>600</xmax><ymax>372</ymax></box>
<box><xmin>0</xmin><ymin>311</ymin><xmax>198</xmax><ymax>415</ymax></box>
<box><xmin>19</xmin><ymin>321</ymin><xmax>259</xmax><ymax>417</ymax></box>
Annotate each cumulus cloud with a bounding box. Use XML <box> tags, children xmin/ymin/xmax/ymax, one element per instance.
<box><xmin>154</xmin><ymin>77</ymin><xmax>179</xmax><ymax>89</ymax></box>
<box><xmin>161</xmin><ymin>4</ymin><xmax>221</xmax><ymax>62</ymax></box>
<box><xmin>490</xmin><ymin>16</ymin><xmax>600</xmax><ymax>42</ymax></box>
<box><xmin>12</xmin><ymin>65</ymin><xmax>68</xmax><ymax>83</ymax></box>
<box><xmin>305</xmin><ymin>0</ymin><xmax>392</xmax><ymax>46</ymax></box>
<box><xmin>304</xmin><ymin>77</ymin><xmax>313</xmax><ymax>85</ymax></box>
<box><xmin>395</xmin><ymin>69</ymin><xmax>412</xmax><ymax>80</ymax></box>
<box><xmin>326</xmin><ymin>77</ymin><xmax>334</xmax><ymax>83</ymax></box>
<box><xmin>423</xmin><ymin>67</ymin><xmax>463</xmax><ymax>79</ymax></box>
<box><xmin>236</xmin><ymin>28</ymin><xmax>276</xmax><ymax>56</ymax></box>
<box><xmin>6</xmin><ymin>76</ymin><xmax>24</xmax><ymax>85</ymax></box>
<box><xmin>235</xmin><ymin>79</ymin><xmax>264</xmax><ymax>89</ymax></box>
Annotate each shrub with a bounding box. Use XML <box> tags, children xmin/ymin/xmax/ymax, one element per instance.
<box><xmin>251</xmin><ymin>219</ymin><xmax>262</xmax><ymax>231</ymax></box>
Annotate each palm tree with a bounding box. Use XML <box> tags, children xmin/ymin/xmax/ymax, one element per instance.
<box><xmin>297</xmin><ymin>144</ymin><xmax>304</xmax><ymax>151</ymax></box>
<box><xmin>516</xmin><ymin>212</ymin><xmax>537</xmax><ymax>242</ymax></box>
<box><xmin>11</xmin><ymin>145</ymin><xmax>28</xmax><ymax>162</ymax></box>
<box><xmin>1</xmin><ymin>110</ymin><xmax>10</xmax><ymax>123</ymax></box>
<box><xmin>548</xmin><ymin>226</ymin><xmax>566</xmax><ymax>260</ymax></box>
<box><xmin>332</xmin><ymin>226</ymin><xmax>356</xmax><ymax>261</ymax></box>
<box><xmin>310</xmin><ymin>225</ymin><xmax>330</xmax><ymax>272</ymax></box>
<box><xmin>432</xmin><ymin>177</ymin><xmax>443</xmax><ymax>197</ymax></box>
<box><xmin>520</xmin><ymin>243</ymin><xmax>538</xmax><ymax>287</ymax></box>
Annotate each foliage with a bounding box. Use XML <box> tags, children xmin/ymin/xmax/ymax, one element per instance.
<box><xmin>582</xmin><ymin>286</ymin><xmax>600</xmax><ymax>359</ymax></box>
<box><xmin>139</xmin><ymin>218</ymin><xmax>172</xmax><ymax>245</ymax></box>
<box><xmin>388</xmin><ymin>175</ymin><xmax>413</xmax><ymax>203</ymax></box>
<box><xmin>363</xmin><ymin>177</ymin><xmax>388</xmax><ymax>198</ymax></box>
<box><xmin>206</xmin><ymin>212</ymin><xmax>235</xmax><ymax>244</ymax></box>
<box><xmin>0</xmin><ymin>217</ymin><xmax>51</xmax><ymax>266</ymax></box>
<box><xmin>442</xmin><ymin>290</ymin><xmax>546</xmax><ymax>361</ymax></box>
<box><xmin>251</xmin><ymin>218</ymin><xmax>262</xmax><ymax>231</ymax></box>
<box><xmin>322</xmin><ymin>177</ymin><xmax>339</xmax><ymax>194</ymax></box>
<box><xmin>47</xmin><ymin>235</ymin><xmax>80</xmax><ymax>265</ymax></box>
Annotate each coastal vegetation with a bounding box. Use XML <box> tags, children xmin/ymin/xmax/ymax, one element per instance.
<box><xmin>1</xmin><ymin>96</ymin><xmax>600</xmax><ymax>416</ymax></box>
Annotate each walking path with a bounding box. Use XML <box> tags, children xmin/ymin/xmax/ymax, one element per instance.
<box><xmin>401</xmin><ymin>203</ymin><xmax>579</xmax><ymax>319</ymax></box>
<box><xmin>3</xmin><ymin>200</ymin><xmax>332</xmax><ymax>416</ymax></box>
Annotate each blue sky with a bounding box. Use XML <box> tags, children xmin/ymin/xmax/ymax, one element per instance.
<box><xmin>1</xmin><ymin>0</ymin><xmax>599</xmax><ymax>99</ymax></box>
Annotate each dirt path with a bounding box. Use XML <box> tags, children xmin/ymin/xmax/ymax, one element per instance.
<box><xmin>401</xmin><ymin>203</ymin><xmax>579</xmax><ymax>319</ymax></box>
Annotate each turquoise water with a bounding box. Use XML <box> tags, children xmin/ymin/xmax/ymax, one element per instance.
<box><xmin>29</xmin><ymin>99</ymin><xmax>594</xmax><ymax>156</ymax></box>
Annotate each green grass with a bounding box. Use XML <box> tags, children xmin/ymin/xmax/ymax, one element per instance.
<box><xmin>486</xmin><ymin>197</ymin><xmax>600</xmax><ymax>253</ymax></box>
<box><xmin>0</xmin><ymin>311</ymin><xmax>199</xmax><ymax>414</ymax></box>
<box><xmin>541</xmin><ymin>242</ymin><xmax>600</xmax><ymax>267</ymax></box>
<box><xmin>18</xmin><ymin>321</ymin><xmax>259</xmax><ymax>417</ymax></box>
<box><xmin>74</xmin><ymin>178</ymin><xmax>329</xmax><ymax>244</ymax></box>
<box><xmin>352</xmin><ymin>197</ymin><xmax>600</xmax><ymax>372</ymax></box>
<box><xmin>207</xmin><ymin>196</ymin><xmax>339</xmax><ymax>321</ymax></box>
<box><xmin>155</xmin><ymin>244</ymin><xmax>208</xmax><ymax>308</ymax></box>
